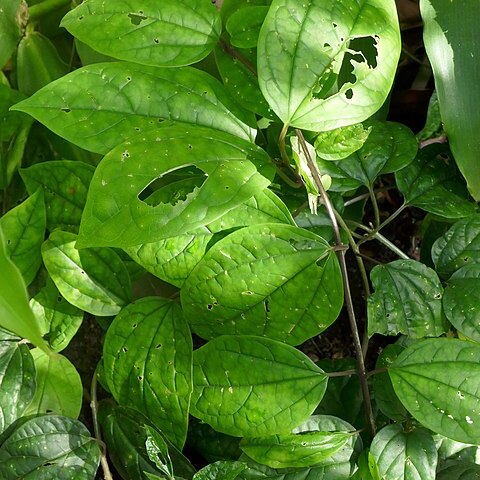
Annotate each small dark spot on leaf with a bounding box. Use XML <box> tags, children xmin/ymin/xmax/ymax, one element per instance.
<box><xmin>132</xmin><ymin>323</ymin><xmax>137</xmax><ymax>328</ymax></box>
<box><xmin>128</xmin><ymin>12</ymin><xmax>147</xmax><ymax>25</ymax></box>
<box><xmin>46</xmin><ymin>409</ymin><xmax>53</xmax><ymax>414</ymax></box>
<box><xmin>434</xmin><ymin>293</ymin><xmax>441</xmax><ymax>299</ymax></box>
<box><xmin>345</xmin><ymin>88</ymin><xmax>353</xmax><ymax>99</ymax></box>
<box><xmin>61</xmin><ymin>107</ymin><xmax>71</xmax><ymax>113</ymax></box>
<box><xmin>264</xmin><ymin>300</ymin><xmax>270</xmax><ymax>313</ymax></box>
<box><xmin>135</xmin><ymin>127</ymin><xmax>140</xmax><ymax>132</ymax></box>
<box><xmin>156</xmin><ymin>344</ymin><xmax>162</xmax><ymax>349</ymax></box>
<box><xmin>464</xmin><ymin>257</ymin><xmax>469</xmax><ymax>262</ymax></box>
<box><xmin>188</xmin><ymin>144</ymin><xmax>192</xmax><ymax>149</ymax></box>
<box><xmin>225</xmin><ymin>185</ymin><xmax>229</xmax><ymax>190</ymax></box>
<box><xmin>6</xmin><ymin>239</ymin><xmax>10</xmax><ymax>245</ymax></box>
<box><xmin>57</xmin><ymin>296</ymin><xmax>62</xmax><ymax>302</ymax></box>
<box><xmin>323</xmin><ymin>43</ymin><xmax>330</xmax><ymax>48</ymax></box>
<box><xmin>207</xmin><ymin>304</ymin><xmax>213</xmax><ymax>310</ymax></box>
<box><xmin>386</xmin><ymin>313</ymin><xmax>390</xmax><ymax>318</ymax></box>
<box><xmin>333</xmin><ymin>22</ymin><xmax>337</xmax><ymax>28</ymax></box>
<box><xmin>154</xmin><ymin>38</ymin><xmax>159</xmax><ymax>44</ymax></box>
<box><xmin>122</xmin><ymin>347</ymin><xmax>128</xmax><ymax>352</ymax></box>
<box><xmin>138</xmin><ymin>376</ymin><xmax>143</xmax><ymax>381</ymax></box>
<box><xmin>126</xmin><ymin>76</ymin><xmax>131</xmax><ymax>81</ymax></box>
<box><xmin>78</xmin><ymin>15</ymin><xmax>84</xmax><ymax>20</ymax></box>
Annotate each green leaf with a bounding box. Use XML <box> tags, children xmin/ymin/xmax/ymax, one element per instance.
<box><xmin>0</xmin><ymin>341</ymin><xmax>36</xmax><ymax>435</ymax></box>
<box><xmin>61</xmin><ymin>0</ymin><xmax>222</xmax><ymax>67</ymax></box>
<box><xmin>436</xmin><ymin>462</ymin><xmax>480</xmax><ymax>480</ymax></box>
<box><xmin>20</xmin><ymin>161</ymin><xmax>95</xmax><ymax>232</ymax></box>
<box><xmin>42</xmin><ymin>230</ymin><xmax>132</xmax><ymax>316</ymax></box>
<box><xmin>257</xmin><ymin>0</ymin><xmax>400</xmax><ymax>130</ymax></box>
<box><xmin>0</xmin><ymin>188</ymin><xmax>46</xmax><ymax>285</ymax></box>
<box><xmin>395</xmin><ymin>145</ymin><xmax>477</xmax><ymax>219</ymax></box>
<box><xmin>389</xmin><ymin>338</ymin><xmax>480</xmax><ymax>444</ymax></box>
<box><xmin>370</xmin><ymin>425</ymin><xmax>437</xmax><ymax>480</ymax></box>
<box><xmin>103</xmin><ymin>297</ymin><xmax>192</xmax><ymax>449</ymax></box>
<box><xmin>443</xmin><ymin>264</ymin><xmax>480</xmax><ymax>342</ymax></box>
<box><xmin>416</xmin><ymin>91</ymin><xmax>442</xmax><ymax>142</ymax></box>
<box><xmin>0</xmin><ymin>0</ymin><xmax>23</xmax><ymax>69</ymax></box>
<box><xmin>25</xmin><ymin>348</ymin><xmax>83</xmax><ymax>419</ymax></box>
<box><xmin>182</xmin><ymin>224</ymin><xmax>343</xmax><ymax>345</ymax></box>
<box><xmin>194</xmin><ymin>461</ymin><xmax>247</xmax><ymax>480</ymax></box>
<box><xmin>191</xmin><ymin>335</ymin><xmax>328</xmax><ymax>437</ymax></box>
<box><xmin>0</xmin><ymin>415</ymin><xmax>100</xmax><ymax>479</ymax></box>
<box><xmin>77</xmin><ymin>125</ymin><xmax>271</xmax><ymax>248</ymax></box>
<box><xmin>12</xmin><ymin>62</ymin><xmax>256</xmax><ymax>155</ymax></box>
<box><xmin>431</xmin><ymin>214</ymin><xmax>480</xmax><ymax>279</ymax></box>
<box><xmin>0</xmin><ymin>227</ymin><xmax>50</xmax><ymax>352</ymax></box>
<box><xmin>240</xmin><ymin>431</ymin><xmax>352</xmax><ymax>469</ymax></box>
<box><xmin>367</xmin><ymin>259</ymin><xmax>446</xmax><ymax>338</ymax></box>
<box><xmin>435</xmin><ymin>434</ymin><xmax>480</xmax><ymax>464</ymax></box>
<box><xmin>145</xmin><ymin>426</ymin><xmax>175</xmax><ymax>479</ymax></box>
<box><xmin>30</xmin><ymin>278</ymin><xmax>84</xmax><ymax>353</ymax></box>
<box><xmin>226</xmin><ymin>7</ymin><xmax>268</xmax><ymax>49</ymax></box>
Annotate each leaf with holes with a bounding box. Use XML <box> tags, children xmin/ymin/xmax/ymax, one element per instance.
<box><xmin>181</xmin><ymin>224</ymin><xmax>343</xmax><ymax>346</ymax></box>
<box><xmin>0</xmin><ymin>188</ymin><xmax>46</xmax><ymax>285</ymax></box>
<box><xmin>0</xmin><ymin>341</ymin><xmax>36</xmax><ymax>435</ymax></box>
<box><xmin>12</xmin><ymin>62</ymin><xmax>255</xmax><ymax>155</ymax></box>
<box><xmin>191</xmin><ymin>335</ymin><xmax>328</xmax><ymax>437</ymax></box>
<box><xmin>367</xmin><ymin>259</ymin><xmax>446</xmax><ymax>338</ymax></box>
<box><xmin>431</xmin><ymin>214</ymin><xmax>480</xmax><ymax>279</ymax></box>
<box><xmin>103</xmin><ymin>297</ymin><xmax>192</xmax><ymax>449</ymax></box>
<box><xmin>42</xmin><ymin>230</ymin><xmax>132</xmax><ymax>316</ymax></box>
<box><xmin>370</xmin><ymin>425</ymin><xmax>438</xmax><ymax>480</ymax></box>
<box><xmin>257</xmin><ymin>0</ymin><xmax>400</xmax><ymax>131</ymax></box>
<box><xmin>77</xmin><ymin>125</ymin><xmax>271</xmax><ymax>248</ymax></box>
<box><xmin>0</xmin><ymin>415</ymin><xmax>100</xmax><ymax>479</ymax></box>
<box><xmin>61</xmin><ymin>0</ymin><xmax>221</xmax><ymax>67</ymax></box>
<box><xmin>443</xmin><ymin>264</ymin><xmax>480</xmax><ymax>342</ymax></box>
<box><xmin>395</xmin><ymin>144</ymin><xmax>477</xmax><ymax>219</ymax></box>
<box><xmin>389</xmin><ymin>338</ymin><xmax>480</xmax><ymax>444</ymax></box>
<box><xmin>20</xmin><ymin>161</ymin><xmax>94</xmax><ymax>232</ymax></box>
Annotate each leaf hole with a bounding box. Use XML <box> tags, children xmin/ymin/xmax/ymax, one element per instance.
<box><xmin>61</xmin><ymin>107</ymin><xmax>71</xmax><ymax>113</ymax></box>
<box><xmin>128</xmin><ymin>12</ymin><xmax>147</xmax><ymax>25</ymax></box>
<box><xmin>78</xmin><ymin>15</ymin><xmax>84</xmax><ymax>20</ymax></box>
<box><xmin>156</xmin><ymin>344</ymin><xmax>162</xmax><ymax>349</ymax></box>
<box><xmin>464</xmin><ymin>257</ymin><xmax>469</xmax><ymax>262</ymax></box>
<box><xmin>264</xmin><ymin>300</ymin><xmax>270</xmax><ymax>313</ymax></box>
<box><xmin>207</xmin><ymin>304</ymin><xmax>213</xmax><ymax>310</ymax></box>
<box><xmin>386</xmin><ymin>313</ymin><xmax>390</xmax><ymax>318</ymax></box>
<box><xmin>132</xmin><ymin>323</ymin><xmax>137</xmax><ymax>328</ymax></box>
<box><xmin>138</xmin><ymin>376</ymin><xmax>143</xmax><ymax>381</ymax></box>
<box><xmin>345</xmin><ymin>88</ymin><xmax>353</xmax><ymax>99</ymax></box>
<box><xmin>434</xmin><ymin>293</ymin><xmax>441</xmax><ymax>299</ymax></box>
<box><xmin>122</xmin><ymin>347</ymin><xmax>128</xmax><ymax>352</ymax></box>
<box><xmin>154</xmin><ymin>38</ymin><xmax>159</xmax><ymax>44</ymax></box>
<box><xmin>332</xmin><ymin>22</ymin><xmax>337</xmax><ymax>28</ymax></box>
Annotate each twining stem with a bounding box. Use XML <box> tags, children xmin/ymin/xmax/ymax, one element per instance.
<box><xmin>28</xmin><ymin>0</ymin><xmax>72</xmax><ymax>22</ymax></box>
<box><xmin>295</xmin><ymin>129</ymin><xmax>376</xmax><ymax>439</ymax></box>
<box><xmin>275</xmin><ymin>124</ymin><xmax>303</xmax><ymax>187</ymax></box>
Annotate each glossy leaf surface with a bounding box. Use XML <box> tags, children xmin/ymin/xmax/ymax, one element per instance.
<box><xmin>257</xmin><ymin>0</ymin><xmax>400</xmax><ymax>130</ymax></box>
<box><xmin>182</xmin><ymin>224</ymin><xmax>342</xmax><ymax>345</ymax></box>
<box><xmin>13</xmin><ymin>62</ymin><xmax>255</xmax><ymax>155</ymax></box>
<box><xmin>389</xmin><ymin>339</ymin><xmax>480</xmax><ymax>444</ymax></box>
<box><xmin>191</xmin><ymin>335</ymin><xmax>328</xmax><ymax>437</ymax></box>
<box><xmin>0</xmin><ymin>0</ymin><xmax>22</xmax><ymax>68</ymax></box>
<box><xmin>78</xmin><ymin>125</ymin><xmax>271</xmax><ymax>248</ymax></box>
<box><xmin>42</xmin><ymin>230</ymin><xmax>132</xmax><ymax>316</ymax></box>
<box><xmin>61</xmin><ymin>0</ymin><xmax>221</xmax><ymax>67</ymax></box>
<box><xmin>226</xmin><ymin>7</ymin><xmax>268</xmax><ymax>49</ymax></box>
<box><xmin>194</xmin><ymin>461</ymin><xmax>247</xmax><ymax>480</ymax></box>
<box><xmin>436</xmin><ymin>463</ymin><xmax>480</xmax><ymax>480</ymax></box>
<box><xmin>370</xmin><ymin>425</ymin><xmax>437</xmax><ymax>480</ymax></box>
<box><xmin>103</xmin><ymin>297</ymin><xmax>192</xmax><ymax>448</ymax></box>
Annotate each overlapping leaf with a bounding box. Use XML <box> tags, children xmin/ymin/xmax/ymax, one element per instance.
<box><xmin>436</xmin><ymin>463</ymin><xmax>480</xmax><ymax>479</ymax></box>
<box><xmin>226</xmin><ymin>7</ymin><xmax>268</xmax><ymax>49</ymax></box>
<box><xmin>191</xmin><ymin>335</ymin><xmax>328</xmax><ymax>437</ymax></box>
<box><xmin>194</xmin><ymin>461</ymin><xmax>247</xmax><ymax>480</ymax></box>
<box><xmin>0</xmin><ymin>0</ymin><xmax>23</xmax><ymax>69</ymax></box>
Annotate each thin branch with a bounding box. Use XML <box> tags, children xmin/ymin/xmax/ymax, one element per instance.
<box><xmin>326</xmin><ymin>369</ymin><xmax>357</xmax><ymax>378</ymax></box>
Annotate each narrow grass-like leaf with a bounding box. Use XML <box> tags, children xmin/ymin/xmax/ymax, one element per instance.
<box><xmin>12</xmin><ymin>62</ymin><xmax>255</xmax><ymax>154</ymax></box>
<box><xmin>389</xmin><ymin>338</ymin><xmax>480</xmax><ymax>444</ymax></box>
<box><xmin>42</xmin><ymin>230</ymin><xmax>132</xmax><ymax>316</ymax></box>
<box><xmin>191</xmin><ymin>335</ymin><xmax>328</xmax><ymax>437</ymax></box>
<box><xmin>103</xmin><ymin>297</ymin><xmax>192</xmax><ymax>449</ymax></box>
<box><xmin>61</xmin><ymin>0</ymin><xmax>221</xmax><ymax>67</ymax></box>
<box><xmin>182</xmin><ymin>224</ymin><xmax>343</xmax><ymax>345</ymax></box>
<box><xmin>370</xmin><ymin>425</ymin><xmax>437</xmax><ymax>480</ymax></box>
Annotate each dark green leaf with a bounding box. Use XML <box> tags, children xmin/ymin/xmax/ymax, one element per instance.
<box><xmin>436</xmin><ymin>462</ymin><xmax>480</xmax><ymax>480</ymax></box>
<box><xmin>226</xmin><ymin>7</ymin><xmax>268</xmax><ymax>49</ymax></box>
<box><xmin>416</xmin><ymin>91</ymin><xmax>442</xmax><ymax>142</ymax></box>
<box><xmin>389</xmin><ymin>338</ymin><xmax>480</xmax><ymax>444</ymax></box>
<box><xmin>435</xmin><ymin>434</ymin><xmax>480</xmax><ymax>464</ymax></box>
<box><xmin>193</xmin><ymin>461</ymin><xmax>247</xmax><ymax>480</ymax></box>
<box><xmin>61</xmin><ymin>0</ymin><xmax>221</xmax><ymax>67</ymax></box>
<box><xmin>0</xmin><ymin>0</ymin><xmax>23</xmax><ymax>68</ymax></box>
<box><xmin>191</xmin><ymin>335</ymin><xmax>328</xmax><ymax>437</ymax></box>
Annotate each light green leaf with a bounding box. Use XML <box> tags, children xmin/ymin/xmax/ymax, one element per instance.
<box><xmin>226</xmin><ymin>6</ymin><xmax>268</xmax><ymax>49</ymax></box>
<box><xmin>0</xmin><ymin>0</ymin><xmax>23</xmax><ymax>69</ymax></box>
<box><xmin>12</xmin><ymin>62</ymin><xmax>256</xmax><ymax>155</ymax></box>
<box><xmin>436</xmin><ymin>462</ymin><xmax>480</xmax><ymax>480</ymax></box>
<box><xmin>395</xmin><ymin>144</ymin><xmax>477</xmax><ymax>219</ymax></box>
<box><xmin>389</xmin><ymin>338</ymin><xmax>480</xmax><ymax>444</ymax></box>
<box><xmin>0</xmin><ymin>415</ymin><xmax>100</xmax><ymax>479</ymax></box>
<box><xmin>0</xmin><ymin>188</ymin><xmax>46</xmax><ymax>285</ymax></box>
<box><xmin>193</xmin><ymin>461</ymin><xmax>247</xmax><ymax>480</ymax></box>
<box><xmin>257</xmin><ymin>0</ymin><xmax>400</xmax><ymax>130</ymax></box>
<box><xmin>431</xmin><ymin>214</ymin><xmax>480</xmax><ymax>279</ymax></box>
<box><xmin>0</xmin><ymin>227</ymin><xmax>50</xmax><ymax>352</ymax></box>
<box><xmin>61</xmin><ymin>0</ymin><xmax>221</xmax><ymax>67</ymax></box>
<box><xmin>77</xmin><ymin>125</ymin><xmax>271</xmax><ymax>248</ymax></box>
<box><xmin>191</xmin><ymin>335</ymin><xmax>328</xmax><ymax>437</ymax></box>
<box><xmin>182</xmin><ymin>224</ymin><xmax>343</xmax><ymax>345</ymax></box>
<box><xmin>145</xmin><ymin>425</ymin><xmax>175</xmax><ymax>479</ymax></box>
<box><xmin>103</xmin><ymin>297</ymin><xmax>192</xmax><ymax>449</ymax></box>
<box><xmin>20</xmin><ymin>161</ymin><xmax>95</xmax><ymax>232</ymax></box>
<box><xmin>367</xmin><ymin>259</ymin><xmax>446</xmax><ymax>338</ymax></box>
<box><xmin>42</xmin><ymin>230</ymin><xmax>132</xmax><ymax>316</ymax></box>
<box><xmin>25</xmin><ymin>348</ymin><xmax>83</xmax><ymax>419</ymax></box>
<box><xmin>370</xmin><ymin>425</ymin><xmax>437</xmax><ymax>480</ymax></box>
<box><xmin>443</xmin><ymin>264</ymin><xmax>480</xmax><ymax>342</ymax></box>
<box><xmin>0</xmin><ymin>341</ymin><xmax>36</xmax><ymax>435</ymax></box>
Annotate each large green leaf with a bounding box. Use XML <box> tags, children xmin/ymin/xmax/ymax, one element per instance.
<box><xmin>77</xmin><ymin>125</ymin><xmax>271</xmax><ymax>248</ymax></box>
<box><xmin>389</xmin><ymin>339</ymin><xmax>480</xmax><ymax>444</ymax></box>
<box><xmin>191</xmin><ymin>335</ymin><xmax>328</xmax><ymax>437</ymax></box>
<box><xmin>20</xmin><ymin>161</ymin><xmax>95</xmax><ymax>232</ymax></box>
<box><xmin>182</xmin><ymin>224</ymin><xmax>343</xmax><ymax>345</ymax></box>
<box><xmin>193</xmin><ymin>461</ymin><xmax>247</xmax><ymax>480</ymax></box>
<box><xmin>370</xmin><ymin>425</ymin><xmax>437</xmax><ymax>480</ymax></box>
<box><xmin>0</xmin><ymin>0</ymin><xmax>23</xmax><ymax>69</ymax></box>
<box><xmin>12</xmin><ymin>62</ymin><xmax>255</xmax><ymax>155</ymax></box>
<box><xmin>61</xmin><ymin>0</ymin><xmax>221</xmax><ymax>67</ymax></box>
<box><xmin>443</xmin><ymin>264</ymin><xmax>480</xmax><ymax>342</ymax></box>
<box><xmin>226</xmin><ymin>6</ymin><xmax>268</xmax><ymax>49</ymax></box>
<box><xmin>0</xmin><ymin>188</ymin><xmax>46</xmax><ymax>285</ymax></box>
<box><xmin>103</xmin><ymin>297</ymin><xmax>192</xmax><ymax>449</ymax></box>
<box><xmin>42</xmin><ymin>230</ymin><xmax>132</xmax><ymax>316</ymax></box>
<box><xmin>0</xmin><ymin>341</ymin><xmax>36</xmax><ymax>435</ymax></box>
<box><xmin>436</xmin><ymin>463</ymin><xmax>480</xmax><ymax>480</ymax></box>
<box><xmin>257</xmin><ymin>0</ymin><xmax>400</xmax><ymax>130</ymax></box>
<box><xmin>0</xmin><ymin>415</ymin><xmax>100</xmax><ymax>479</ymax></box>
<box><xmin>367</xmin><ymin>259</ymin><xmax>446</xmax><ymax>338</ymax></box>
<box><xmin>431</xmin><ymin>215</ymin><xmax>480</xmax><ymax>279</ymax></box>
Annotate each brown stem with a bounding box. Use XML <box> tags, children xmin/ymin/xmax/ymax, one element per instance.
<box><xmin>219</xmin><ymin>38</ymin><xmax>257</xmax><ymax>76</ymax></box>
